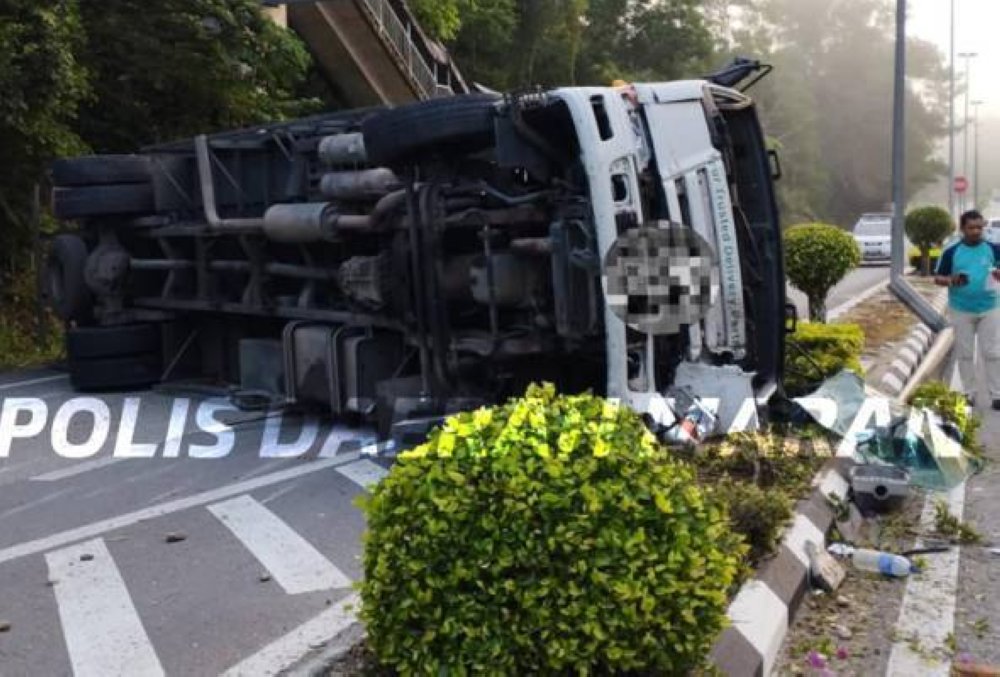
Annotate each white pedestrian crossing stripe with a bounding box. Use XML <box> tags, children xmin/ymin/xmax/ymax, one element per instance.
<box><xmin>335</xmin><ymin>458</ymin><xmax>388</xmax><ymax>490</ymax></box>
<box><xmin>46</xmin><ymin>538</ymin><xmax>164</xmax><ymax>677</ymax></box>
<box><xmin>207</xmin><ymin>494</ymin><xmax>351</xmax><ymax>594</ymax></box>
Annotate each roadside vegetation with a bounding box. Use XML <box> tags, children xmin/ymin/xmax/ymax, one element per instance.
<box><xmin>349</xmin><ymin>385</ymin><xmax>829</xmax><ymax>673</ymax></box>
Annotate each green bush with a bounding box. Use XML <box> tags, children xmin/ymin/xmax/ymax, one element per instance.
<box><xmin>905</xmin><ymin>206</ymin><xmax>954</xmax><ymax>276</ymax></box>
<box><xmin>909</xmin><ymin>380</ymin><xmax>983</xmax><ymax>457</ymax></box>
<box><xmin>358</xmin><ymin>383</ymin><xmax>746</xmax><ymax>674</ymax></box>
<box><xmin>717</xmin><ymin>479</ymin><xmax>793</xmax><ymax>565</ymax></box>
<box><xmin>785</xmin><ymin>223</ymin><xmax>861</xmax><ymax>321</ymax></box>
<box><xmin>0</xmin><ymin>266</ymin><xmax>64</xmax><ymax>370</ymax></box>
<box><xmin>784</xmin><ymin>322</ymin><xmax>864</xmax><ymax>396</ymax></box>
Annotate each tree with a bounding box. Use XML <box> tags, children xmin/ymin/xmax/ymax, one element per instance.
<box><xmin>725</xmin><ymin>0</ymin><xmax>949</xmax><ymax>227</ymax></box>
<box><xmin>906</xmin><ymin>205</ymin><xmax>953</xmax><ymax>276</ymax></box>
<box><xmin>784</xmin><ymin>223</ymin><xmax>861</xmax><ymax>322</ymax></box>
<box><xmin>75</xmin><ymin>0</ymin><xmax>316</xmax><ymax>152</ymax></box>
<box><xmin>0</xmin><ymin>1</ymin><xmax>89</xmax><ymax>275</ymax></box>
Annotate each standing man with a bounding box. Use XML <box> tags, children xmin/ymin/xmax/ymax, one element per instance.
<box><xmin>934</xmin><ymin>210</ymin><xmax>1000</xmax><ymax>408</ymax></box>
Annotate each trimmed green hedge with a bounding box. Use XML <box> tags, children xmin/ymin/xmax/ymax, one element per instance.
<box><xmin>358</xmin><ymin>384</ymin><xmax>746</xmax><ymax>674</ymax></box>
<box><xmin>784</xmin><ymin>322</ymin><xmax>865</xmax><ymax>396</ymax></box>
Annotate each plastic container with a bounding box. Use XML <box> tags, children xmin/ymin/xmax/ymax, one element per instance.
<box><xmin>850</xmin><ymin>548</ymin><xmax>915</xmax><ymax>577</ymax></box>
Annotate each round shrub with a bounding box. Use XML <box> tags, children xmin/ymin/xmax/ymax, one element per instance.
<box><xmin>784</xmin><ymin>223</ymin><xmax>861</xmax><ymax>321</ymax></box>
<box><xmin>358</xmin><ymin>383</ymin><xmax>746</xmax><ymax>674</ymax></box>
<box><xmin>906</xmin><ymin>206</ymin><xmax>954</xmax><ymax>276</ymax></box>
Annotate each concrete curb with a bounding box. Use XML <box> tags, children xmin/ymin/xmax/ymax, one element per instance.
<box><xmin>709</xmin><ymin>459</ymin><xmax>852</xmax><ymax>677</ymax></box>
<box><xmin>877</xmin><ymin>289</ymin><xmax>948</xmax><ymax>397</ymax></box>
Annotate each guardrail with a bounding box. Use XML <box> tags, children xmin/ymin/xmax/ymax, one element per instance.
<box><xmin>356</xmin><ymin>0</ymin><xmax>454</xmax><ymax>99</ymax></box>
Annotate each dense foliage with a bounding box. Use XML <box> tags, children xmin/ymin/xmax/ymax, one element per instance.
<box><xmin>905</xmin><ymin>206</ymin><xmax>954</xmax><ymax>276</ymax></box>
<box><xmin>358</xmin><ymin>384</ymin><xmax>745</xmax><ymax>674</ymax></box>
<box><xmin>784</xmin><ymin>321</ymin><xmax>865</xmax><ymax>396</ymax></box>
<box><xmin>784</xmin><ymin>223</ymin><xmax>861</xmax><ymax>321</ymax></box>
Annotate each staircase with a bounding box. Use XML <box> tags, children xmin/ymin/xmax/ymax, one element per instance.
<box><xmin>267</xmin><ymin>0</ymin><xmax>468</xmax><ymax>108</ymax></box>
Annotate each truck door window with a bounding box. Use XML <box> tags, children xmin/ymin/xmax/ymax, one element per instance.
<box><xmin>611</xmin><ymin>174</ymin><xmax>629</xmax><ymax>202</ymax></box>
<box><xmin>591</xmin><ymin>95</ymin><xmax>614</xmax><ymax>140</ymax></box>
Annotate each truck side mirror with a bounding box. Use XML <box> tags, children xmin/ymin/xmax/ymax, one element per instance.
<box><xmin>784</xmin><ymin>302</ymin><xmax>798</xmax><ymax>334</ymax></box>
<box><xmin>768</xmin><ymin>149</ymin><xmax>782</xmax><ymax>181</ymax></box>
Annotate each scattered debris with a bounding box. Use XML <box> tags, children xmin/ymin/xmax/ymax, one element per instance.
<box><xmin>836</xmin><ymin>595</ymin><xmax>850</xmax><ymax>608</ymax></box>
<box><xmin>259</xmin><ymin>573</ymin><xmax>272</xmax><ymax>583</ymax></box>
<box><xmin>807</xmin><ymin>541</ymin><xmax>845</xmax><ymax>592</ymax></box>
<box><xmin>0</xmin><ymin>621</ymin><xmax>10</xmax><ymax>633</ymax></box>
<box><xmin>164</xmin><ymin>532</ymin><xmax>188</xmax><ymax>544</ymax></box>
<box><xmin>834</xmin><ymin>624</ymin><xmax>853</xmax><ymax>640</ymax></box>
<box><xmin>79</xmin><ymin>553</ymin><xmax>94</xmax><ymax>562</ymax></box>
<box><xmin>973</xmin><ymin>618</ymin><xmax>991</xmax><ymax>639</ymax></box>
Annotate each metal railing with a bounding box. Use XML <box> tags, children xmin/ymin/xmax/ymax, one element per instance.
<box><xmin>355</xmin><ymin>0</ymin><xmax>451</xmax><ymax>100</ymax></box>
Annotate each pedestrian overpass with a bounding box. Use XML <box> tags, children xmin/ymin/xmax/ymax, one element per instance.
<box><xmin>263</xmin><ymin>0</ymin><xmax>469</xmax><ymax>108</ymax></box>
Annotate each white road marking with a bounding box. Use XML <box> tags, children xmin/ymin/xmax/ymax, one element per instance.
<box><xmin>727</xmin><ymin>580</ymin><xmax>787</xmax><ymax>676</ymax></box>
<box><xmin>0</xmin><ymin>451</ymin><xmax>364</xmax><ymax>566</ymax></box>
<box><xmin>886</xmin><ymin>483</ymin><xmax>966</xmax><ymax>676</ymax></box>
<box><xmin>0</xmin><ymin>488</ymin><xmax>74</xmax><ymax>521</ymax></box>
<box><xmin>45</xmin><ymin>538</ymin><xmax>164</xmax><ymax>677</ymax></box>
<box><xmin>335</xmin><ymin>459</ymin><xmax>388</xmax><ymax>490</ymax></box>
<box><xmin>208</xmin><ymin>495</ymin><xmax>350</xmax><ymax>594</ymax></box>
<box><xmin>219</xmin><ymin>593</ymin><xmax>360</xmax><ymax>677</ymax></box>
<box><xmin>886</xmin><ymin>359</ymin><xmax>967</xmax><ymax>675</ymax></box>
<box><xmin>31</xmin><ymin>456</ymin><xmax>124</xmax><ymax>482</ymax></box>
<box><xmin>0</xmin><ymin>373</ymin><xmax>68</xmax><ymax>391</ymax></box>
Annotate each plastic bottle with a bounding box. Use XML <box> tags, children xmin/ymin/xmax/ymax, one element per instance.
<box><xmin>849</xmin><ymin>548</ymin><xmax>915</xmax><ymax>577</ymax></box>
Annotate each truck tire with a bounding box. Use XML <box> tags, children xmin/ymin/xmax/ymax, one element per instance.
<box><xmin>66</xmin><ymin>323</ymin><xmax>161</xmax><ymax>361</ymax></box>
<box><xmin>68</xmin><ymin>353</ymin><xmax>162</xmax><ymax>391</ymax></box>
<box><xmin>52</xmin><ymin>183</ymin><xmax>155</xmax><ymax>219</ymax></box>
<box><xmin>51</xmin><ymin>155</ymin><xmax>152</xmax><ymax>187</ymax></box>
<box><xmin>362</xmin><ymin>93</ymin><xmax>501</xmax><ymax>166</ymax></box>
<box><xmin>44</xmin><ymin>234</ymin><xmax>93</xmax><ymax>323</ymax></box>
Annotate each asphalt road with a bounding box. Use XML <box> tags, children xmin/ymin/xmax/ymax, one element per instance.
<box><xmin>787</xmin><ymin>264</ymin><xmax>891</xmax><ymax>320</ymax></box>
<box><xmin>0</xmin><ymin>369</ymin><xmax>380</xmax><ymax>676</ymax></box>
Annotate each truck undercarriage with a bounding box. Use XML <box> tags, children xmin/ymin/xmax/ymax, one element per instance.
<box><xmin>46</xmin><ymin>77</ymin><xmax>788</xmax><ymax>443</ymax></box>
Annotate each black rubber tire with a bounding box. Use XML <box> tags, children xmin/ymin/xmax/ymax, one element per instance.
<box><xmin>66</xmin><ymin>324</ymin><xmax>161</xmax><ymax>361</ymax></box>
<box><xmin>53</xmin><ymin>183</ymin><xmax>155</xmax><ymax>219</ymax></box>
<box><xmin>44</xmin><ymin>234</ymin><xmax>93</xmax><ymax>323</ymax></box>
<box><xmin>51</xmin><ymin>155</ymin><xmax>152</xmax><ymax>187</ymax></box>
<box><xmin>362</xmin><ymin>93</ymin><xmax>501</xmax><ymax>166</ymax></box>
<box><xmin>68</xmin><ymin>353</ymin><xmax>162</xmax><ymax>392</ymax></box>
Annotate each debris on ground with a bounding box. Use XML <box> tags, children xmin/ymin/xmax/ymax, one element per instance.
<box><xmin>79</xmin><ymin>553</ymin><xmax>93</xmax><ymax>562</ymax></box>
<box><xmin>164</xmin><ymin>532</ymin><xmax>187</xmax><ymax>544</ymax></box>
<box><xmin>259</xmin><ymin>573</ymin><xmax>272</xmax><ymax>583</ymax></box>
<box><xmin>0</xmin><ymin>621</ymin><xmax>11</xmax><ymax>633</ymax></box>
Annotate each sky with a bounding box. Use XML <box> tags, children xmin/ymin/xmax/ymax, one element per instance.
<box><xmin>908</xmin><ymin>0</ymin><xmax>1000</xmax><ymax>205</ymax></box>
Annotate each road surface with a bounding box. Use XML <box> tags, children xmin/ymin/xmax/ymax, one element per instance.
<box><xmin>0</xmin><ymin>369</ymin><xmax>378</xmax><ymax>676</ymax></box>
<box><xmin>787</xmin><ymin>264</ymin><xmax>890</xmax><ymax>320</ymax></box>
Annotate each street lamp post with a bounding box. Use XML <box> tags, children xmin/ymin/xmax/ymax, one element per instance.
<box><xmin>889</xmin><ymin>0</ymin><xmax>947</xmax><ymax>331</ymax></box>
<box><xmin>949</xmin><ymin>0</ymin><xmax>956</xmax><ymax>219</ymax></box>
<box><xmin>972</xmin><ymin>100</ymin><xmax>984</xmax><ymax>208</ymax></box>
<box><xmin>959</xmin><ymin>51</ymin><xmax>979</xmax><ymax>212</ymax></box>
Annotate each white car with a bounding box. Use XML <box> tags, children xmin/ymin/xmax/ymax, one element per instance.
<box><xmin>986</xmin><ymin>218</ymin><xmax>1000</xmax><ymax>245</ymax></box>
<box><xmin>852</xmin><ymin>213</ymin><xmax>893</xmax><ymax>263</ymax></box>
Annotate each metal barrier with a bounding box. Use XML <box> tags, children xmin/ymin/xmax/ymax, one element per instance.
<box><xmin>356</xmin><ymin>0</ymin><xmax>452</xmax><ymax>99</ymax></box>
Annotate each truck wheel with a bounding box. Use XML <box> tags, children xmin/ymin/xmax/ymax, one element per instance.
<box><xmin>362</xmin><ymin>93</ymin><xmax>501</xmax><ymax>166</ymax></box>
<box><xmin>44</xmin><ymin>234</ymin><xmax>93</xmax><ymax>323</ymax></box>
<box><xmin>52</xmin><ymin>183</ymin><xmax>154</xmax><ymax>219</ymax></box>
<box><xmin>68</xmin><ymin>353</ymin><xmax>162</xmax><ymax>391</ymax></box>
<box><xmin>66</xmin><ymin>323</ymin><xmax>161</xmax><ymax>360</ymax></box>
<box><xmin>51</xmin><ymin>155</ymin><xmax>152</xmax><ymax>187</ymax></box>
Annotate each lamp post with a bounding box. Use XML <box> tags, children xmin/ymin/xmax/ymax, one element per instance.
<box><xmin>889</xmin><ymin>0</ymin><xmax>947</xmax><ymax>331</ymax></box>
<box><xmin>949</xmin><ymin>0</ymin><xmax>956</xmax><ymax>219</ymax></box>
<box><xmin>959</xmin><ymin>51</ymin><xmax>978</xmax><ymax>212</ymax></box>
<box><xmin>972</xmin><ymin>100</ymin><xmax>984</xmax><ymax>209</ymax></box>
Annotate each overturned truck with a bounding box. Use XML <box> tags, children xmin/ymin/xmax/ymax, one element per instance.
<box><xmin>45</xmin><ymin>62</ymin><xmax>792</xmax><ymax>443</ymax></box>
